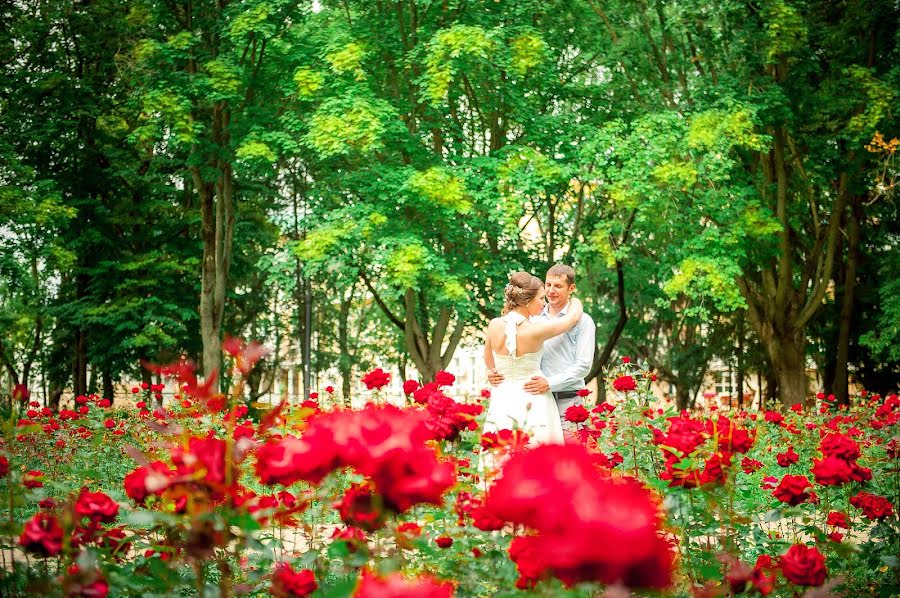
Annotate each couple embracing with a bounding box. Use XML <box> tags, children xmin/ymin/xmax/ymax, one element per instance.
<box><xmin>483</xmin><ymin>264</ymin><xmax>596</xmax><ymax>445</ymax></box>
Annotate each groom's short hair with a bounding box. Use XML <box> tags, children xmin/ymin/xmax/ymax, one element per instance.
<box><xmin>546</xmin><ymin>264</ymin><xmax>575</xmax><ymax>286</ymax></box>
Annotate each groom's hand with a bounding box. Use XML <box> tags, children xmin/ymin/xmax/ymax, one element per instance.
<box><xmin>524</xmin><ymin>376</ymin><xmax>550</xmax><ymax>394</ymax></box>
<box><xmin>487</xmin><ymin>369</ymin><xmax>505</xmax><ymax>386</ymax></box>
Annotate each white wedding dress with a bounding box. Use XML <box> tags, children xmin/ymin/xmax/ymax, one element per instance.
<box><xmin>483</xmin><ymin>312</ymin><xmax>565</xmax><ymax>446</ymax></box>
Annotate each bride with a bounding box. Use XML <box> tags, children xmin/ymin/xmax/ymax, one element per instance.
<box><xmin>482</xmin><ymin>272</ymin><xmax>583</xmax><ymax>446</ymax></box>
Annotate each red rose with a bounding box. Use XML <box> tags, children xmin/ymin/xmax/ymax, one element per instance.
<box><xmin>714</xmin><ymin>417</ymin><xmax>755</xmax><ymax>454</ymax></box>
<box><xmin>75</xmin><ymin>488</ymin><xmax>119</xmax><ymax>523</ymax></box>
<box><xmin>369</xmin><ymin>449</ymin><xmax>456</xmax><ymax>513</ymax></box>
<box><xmin>820</xmin><ymin>434</ymin><xmax>861</xmax><ymax>461</ymax></box>
<box><xmin>779</xmin><ymin>544</ymin><xmax>827</xmax><ymax>586</ymax></box>
<box><xmin>849</xmin><ymin>462</ymin><xmax>872</xmax><ymax>482</ymax></box>
<box><xmin>655</xmin><ymin>414</ymin><xmax>707</xmax><ymax>458</ymax></box>
<box><xmin>18</xmin><ymin>512</ymin><xmax>64</xmax><ymax>556</ymax></box>
<box><xmin>362</xmin><ymin>368</ymin><xmax>391</xmax><ymax>390</ymax></box>
<box><xmin>172</xmin><ymin>436</ymin><xmax>232</xmax><ymax>488</ymax></box>
<box><xmin>397</xmin><ymin>522</ymin><xmax>422</xmax><ymax>536</ymax></box>
<box><xmin>325</xmin><ymin>386</ymin><xmax>335</xmax><ymax>393</ymax></box>
<box><xmin>764</xmin><ymin>411</ymin><xmax>784</xmax><ymax>425</ymax></box>
<box><xmin>485</xmin><ymin>444</ymin><xmax>674</xmax><ymax>589</ymax></box>
<box><xmin>850</xmin><ymin>491</ymin><xmax>894</xmax><ymax>520</ymax></box>
<box><xmin>480</xmin><ymin>389</ymin><xmax>491</xmax><ymax>398</ymax></box>
<box><xmin>402</xmin><ymin>380</ymin><xmax>420</xmax><ymax>395</ymax></box>
<box><xmin>621</xmin><ymin>356</ymin><xmax>631</xmax><ymax>364</ymax></box>
<box><xmin>435</xmin><ymin>536</ymin><xmax>453</xmax><ymax>548</ymax></box>
<box><xmin>810</xmin><ymin>456</ymin><xmax>853</xmax><ymax>486</ymax></box>
<box><xmin>773</xmin><ymin>475</ymin><xmax>811</xmax><ymax>506</ymax></box>
<box><xmin>123</xmin><ymin>461</ymin><xmax>173</xmax><ymax>505</ymax></box>
<box><xmin>565</xmin><ymin>405</ymin><xmax>590</xmax><ymax>423</ymax></box>
<box><xmin>12</xmin><ymin>384</ymin><xmax>30</xmax><ymax>402</ymax></box>
<box><xmin>740</xmin><ymin>457</ymin><xmax>763</xmax><ymax>474</ymax></box>
<box><xmin>434</xmin><ymin>371</ymin><xmax>455</xmax><ymax>387</ymax></box>
<box><xmin>270</xmin><ymin>563</ymin><xmax>317</xmax><ymax>598</ymax></box>
<box><xmin>334</xmin><ymin>483</ymin><xmax>386</xmax><ymax>532</ymax></box>
<box><xmin>612</xmin><ymin>375</ymin><xmax>637</xmax><ymax>392</ymax></box>
<box><xmin>776</xmin><ymin>446</ymin><xmax>799</xmax><ymax>467</ymax></box>
<box><xmin>23</xmin><ymin>470</ymin><xmax>44</xmax><ymax>489</ymax></box>
<box><xmin>575</xmin><ymin>388</ymin><xmax>591</xmax><ymax>397</ymax></box>
<box><xmin>255</xmin><ymin>434</ymin><xmax>339</xmax><ymax>486</ymax></box>
<box><xmin>826</xmin><ymin>511</ymin><xmax>848</xmax><ymax>529</ymax></box>
<box><xmin>0</xmin><ymin>455</ymin><xmax>8</xmax><ymax>479</ymax></box>
<box><xmin>64</xmin><ymin>566</ymin><xmax>109</xmax><ymax>598</ymax></box>
<box><xmin>97</xmin><ymin>399</ymin><xmax>111</xmax><ymax>408</ymax></box>
<box><xmin>353</xmin><ymin>569</ymin><xmax>453</xmax><ymax>598</ymax></box>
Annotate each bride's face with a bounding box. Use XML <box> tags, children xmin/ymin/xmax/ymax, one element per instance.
<box><xmin>525</xmin><ymin>289</ymin><xmax>546</xmax><ymax>316</ymax></box>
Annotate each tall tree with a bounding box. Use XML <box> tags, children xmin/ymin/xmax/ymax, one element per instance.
<box><xmin>128</xmin><ymin>0</ymin><xmax>313</xmax><ymax>383</ymax></box>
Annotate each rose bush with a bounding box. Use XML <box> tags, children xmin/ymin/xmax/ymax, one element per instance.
<box><xmin>0</xmin><ymin>353</ymin><xmax>898</xmax><ymax>597</ymax></box>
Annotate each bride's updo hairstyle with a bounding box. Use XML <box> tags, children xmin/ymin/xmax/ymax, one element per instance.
<box><xmin>502</xmin><ymin>271</ymin><xmax>543</xmax><ymax>315</ymax></box>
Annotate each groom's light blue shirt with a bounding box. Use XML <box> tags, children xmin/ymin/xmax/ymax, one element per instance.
<box><xmin>534</xmin><ymin>302</ymin><xmax>596</xmax><ymax>392</ymax></box>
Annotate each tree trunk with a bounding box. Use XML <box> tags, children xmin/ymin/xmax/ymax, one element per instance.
<box><xmin>337</xmin><ymin>288</ymin><xmax>353</xmax><ymax>406</ymax></box>
<box><xmin>675</xmin><ymin>385</ymin><xmax>692</xmax><ymax>411</ymax></box>
<box><xmin>768</xmin><ymin>331</ymin><xmax>807</xmax><ymax>408</ymax></box>
<box><xmin>74</xmin><ymin>327</ymin><xmax>88</xmax><ymax>398</ymax></box>
<box><xmin>102</xmin><ymin>367</ymin><xmax>114</xmax><ymax>405</ymax></box>
<box><xmin>194</xmin><ymin>109</ymin><xmax>234</xmax><ymax>388</ymax></box>
<box><xmin>832</xmin><ymin>196</ymin><xmax>861</xmax><ymax>405</ymax></box>
<box><xmin>736</xmin><ymin>319</ymin><xmax>745</xmax><ymax>409</ymax></box>
<box><xmin>763</xmin><ymin>369</ymin><xmax>778</xmax><ymax>409</ymax></box>
<box><xmin>586</xmin><ymin>259</ymin><xmax>628</xmax><ymax>392</ymax></box>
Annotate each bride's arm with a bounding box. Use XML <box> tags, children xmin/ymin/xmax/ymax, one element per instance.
<box><xmin>524</xmin><ymin>298</ymin><xmax>584</xmax><ymax>343</ymax></box>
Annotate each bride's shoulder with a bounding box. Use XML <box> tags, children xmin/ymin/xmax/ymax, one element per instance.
<box><xmin>487</xmin><ymin>317</ymin><xmax>504</xmax><ymax>330</ymax></box>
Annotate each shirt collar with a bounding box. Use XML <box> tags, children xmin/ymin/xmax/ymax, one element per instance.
<box><xmin>542</xmin><ymin>301</ymin><xmax>570</xmax><ymax>318</ymax></box>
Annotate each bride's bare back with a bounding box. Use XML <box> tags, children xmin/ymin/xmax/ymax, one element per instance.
<box><xmin>486</xmin><ymin>299</ymin><xmax>584</xmax><ymax>358</ymax></box>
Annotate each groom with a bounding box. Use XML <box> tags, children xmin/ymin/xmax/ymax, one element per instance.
<box><xmin>488</xmin><ymin>264</ymin><xmax>596</xmax><ymax>432</ymax></box>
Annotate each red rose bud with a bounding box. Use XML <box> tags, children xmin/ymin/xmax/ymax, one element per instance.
<box><xmin>435</xmin><ymin>536</ymin><xmax>453</xmax><ymax>548</ymax></box>
<box><xmin>403</xmin><ymin>379</ymin><xmax>420</xmax><ymax>395</ymax></box>
<box><xmin>325</xmin><ymin>386</ymin><xmax>335</xmax><ymax>394</ymax></box>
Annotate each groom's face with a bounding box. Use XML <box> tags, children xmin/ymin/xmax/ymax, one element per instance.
<box><xmin>545</xmin><ymin>275</ymin><xmax>575</xmax><ymax>309</ymax></box>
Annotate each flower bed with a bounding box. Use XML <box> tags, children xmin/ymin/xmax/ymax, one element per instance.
<box><xmin>1</xmin><ymin>353</ymin><xmax>898</xmax><ymax>597</ymax></box>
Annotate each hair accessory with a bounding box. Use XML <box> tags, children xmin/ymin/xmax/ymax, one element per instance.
<box><xmin>505</xmin><ymin>283</ymin><xmax>514</xmax><ymax>293</ymax></box>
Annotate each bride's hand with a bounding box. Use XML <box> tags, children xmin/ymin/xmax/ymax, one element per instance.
<box><xmin>569</xmin><ymin>297</ymin><xmax>583</xmax><ymax>318</ymax></box>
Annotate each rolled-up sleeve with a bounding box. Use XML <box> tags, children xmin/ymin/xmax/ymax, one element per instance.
<box><xmin>546</xmin><ymin>315</ymin><xmax>596</xmax><ymax>391</ymax></box>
